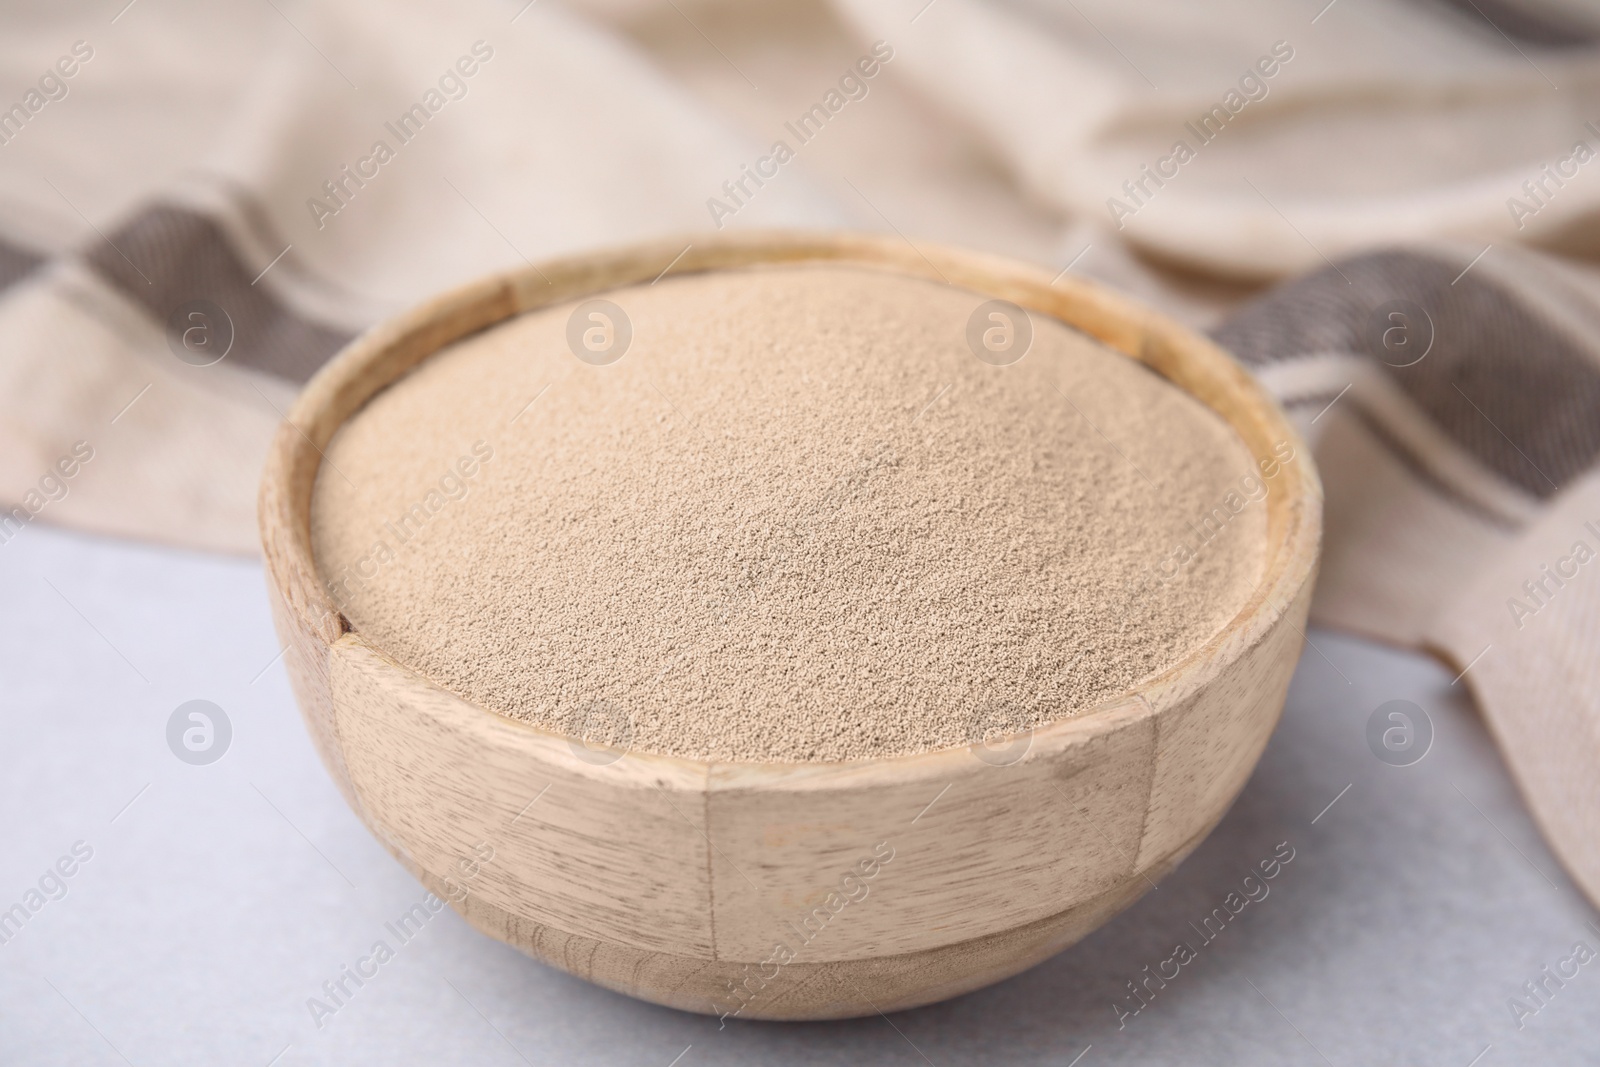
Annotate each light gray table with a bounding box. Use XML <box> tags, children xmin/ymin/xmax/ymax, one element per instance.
<box><xmin>2</xmin><ymin>523</ymin><xmax>1596</xmax><ymax>1065</ymax></box>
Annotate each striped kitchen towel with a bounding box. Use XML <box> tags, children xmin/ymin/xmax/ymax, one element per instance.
<box><xmin>1215</xmin><ymin>241</ymin><xmax>1600</xmax><ymax>908</ymax></box>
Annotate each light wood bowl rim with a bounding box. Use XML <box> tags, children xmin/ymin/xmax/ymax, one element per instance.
<box><xmin>259</xmin><ymin>229</ymin><xmax>1321</xmax><ymax>784</ymax></box>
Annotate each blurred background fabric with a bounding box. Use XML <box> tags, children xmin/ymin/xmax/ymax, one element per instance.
<box><xmin>3</xmin><ymin>0</ymin><xmax>1600</xmax><ymax>906</ymax></box>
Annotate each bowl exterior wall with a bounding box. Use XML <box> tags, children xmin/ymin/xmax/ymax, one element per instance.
<box><xmin>259</xmin><ymin>230</ymin><xmax>1322</xmax><ymax>1020</ymax></box>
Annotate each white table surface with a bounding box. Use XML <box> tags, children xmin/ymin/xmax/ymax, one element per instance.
<box><xmin>2</xmin><ymin>523</ymin><xmax>1597</xmax><ymax>1066</ymax></box>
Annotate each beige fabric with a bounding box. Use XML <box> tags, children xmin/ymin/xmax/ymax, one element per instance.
<box><xmin>831</xmin><ymin>0</ymin><xmax>1600</xmax><ymax>277</ymax></box>
<box><xmin>1302</xmin><ymin>403</ymin><xmax>1514</xmax><ymax>647</ymax></box>
<box><xmin>0</xmin><ymin>263</ymin><xmax>296</xmax><ymax>552</ymax></box>
<box><xmin>1213</xmin><ymin>237</ymin><xmax>1600</xmax><ymax>909</ymax></box>
<box><xmin>1427</xmin><ymin>472</ymin><xmax>1600</xmax><ymax>905</ymax></box>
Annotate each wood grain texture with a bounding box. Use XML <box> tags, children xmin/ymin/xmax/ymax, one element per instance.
<box><xmin>410</xmin><ymin>813</ymin><xmax>1219</xmax><ymax>1021</ymax></box>
<box><xmin>258</xmin><ymin>230</ymin><xmax>1322</xmax><ymax>1020</ymax></box>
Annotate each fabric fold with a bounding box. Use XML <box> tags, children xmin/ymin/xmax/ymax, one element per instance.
<box><xmin>1215</xmin><ymin>240</ymin><xmax>1600</xmax><ymax>907</ymax></box>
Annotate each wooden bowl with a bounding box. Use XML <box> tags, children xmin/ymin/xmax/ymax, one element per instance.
<box><xmin>259</xmin><ymin>231</ymin><xmax>1321</xmax><ymax>1021</ymax></box>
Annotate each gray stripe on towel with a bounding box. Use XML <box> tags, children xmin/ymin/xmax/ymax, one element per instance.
<box><xmin>1420</xmin><ymin>0</ymin><xmax>1600</xmax><ymax>47</ymax></box>
<box><xmin>85</xmin><ymin>204</ymin><xmax>352</xmax><ymax>384</ymax></box>
<box><xmin>0</xmin><ymin>235</ymin><xmax>44</xmax><ymax>295</ymax></box>
<box><xmin>1213</xmin><ymin>248</ymin><xmax>1600</xmax><ymax>499</ymax></box>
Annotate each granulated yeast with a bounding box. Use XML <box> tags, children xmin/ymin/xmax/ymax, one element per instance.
<box><xmin>311</xmin><ymin>266</ymin><xmax>1266</xmax><ymax>763</ymax></box>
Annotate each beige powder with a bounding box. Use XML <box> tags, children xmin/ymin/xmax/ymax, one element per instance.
<box><xmin>310</xmin><ymin>265</ymin><xmax>1266</xmax><ymax>763</ymax></box>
